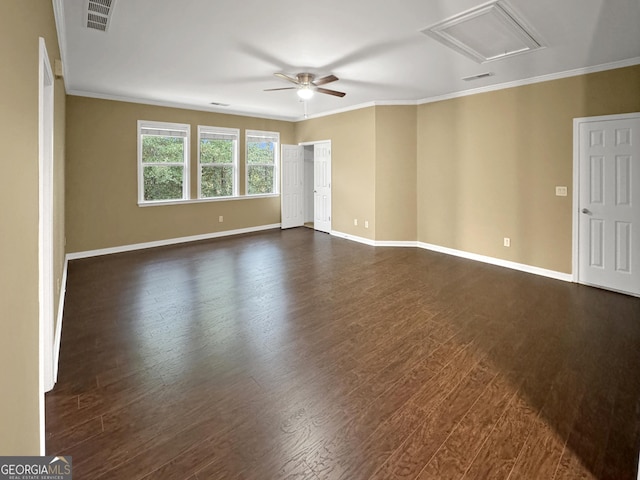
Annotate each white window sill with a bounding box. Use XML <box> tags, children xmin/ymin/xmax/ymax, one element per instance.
<box><xmin>138</xmin><ymin>194</ymin><xmax>279</xmax><ymax>207</ymax></box>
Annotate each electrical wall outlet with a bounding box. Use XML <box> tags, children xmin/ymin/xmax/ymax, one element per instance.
<box><xmin>555</xmin><ymin>186</ymin><xmax>568</xmax><ymax>196</ymax></box>
<box><xmin>504</xmin><ymin>237</ymin><xmax>511</xmax><ymax>247</ymax></box>
<box><xmin>218</xmin><ymin>215</ymin><xmax>224</xmax><ymax>223</ymax></box>
<box><xmin>365</xmin><ymin>221</ymin><xmax>369</xmax><ymax>229</ymax></box>
<box><xmin>354</xmin><ymin>219</ymin><xmax>358</xmax><ymax>226</ymax></box>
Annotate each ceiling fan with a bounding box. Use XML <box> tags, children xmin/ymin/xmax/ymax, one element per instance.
<box><xmin>264</xmin><ymin>73</ymin><xmax>346</xmax><ymax>99</ymax></box>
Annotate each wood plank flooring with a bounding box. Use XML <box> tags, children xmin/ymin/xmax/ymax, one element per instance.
<box><xmin>46</xmin><ymin>228</ymin><xmax>640</xmax><ymax>479</ymax></box>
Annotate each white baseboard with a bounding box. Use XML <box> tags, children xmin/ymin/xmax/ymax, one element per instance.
<box><xmin>331</xmin><ymin>230</ymin><xmax>377</xmax><ymax>246</ymax></box>
<box><xmin>53</xmin><ymin>256</ymin><xmax>68</xmax><ymax>384</ymax></box>
<box><xmin>331</xmin><ymin>233</ymin><xmax>570</xmax><ymax>282</ymax></box>
<box><xmin>375</xmin><ymin>240</ymin><xmax>420</xmax><ymax>248</ymax></box>
<box><xmin>331</xmin><ymin>232</ymin><xmax>419</xmax><ymax>248</ymax></box>
<box><xmin>67</xmin><ymin>224</ymin><xmax>281</xmax><ymax>260</ymax></box>
<box><xmin>417</xmin><ymin>241</ymin><xmax>573</xmax><ymax>282</ymax></box>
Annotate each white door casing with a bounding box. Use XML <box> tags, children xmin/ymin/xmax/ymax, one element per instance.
<box><xmin>38</xmin><ymin>37</ymin><xmax>55</xmax><ymax>454</ymax></box>
<box><xmin>281</xmin><ymin>144</ymin><xmax>304</xmax><ymax>229</ymax></box>
<box><xmin>575</xmin><ymin>113</ymin><xmax>640</xmax><ymax>296</ymax></box>
<box><xmin>314</xmin><ymin>142</ymin><xmax>332</xmax><ymax>233</ymax></box>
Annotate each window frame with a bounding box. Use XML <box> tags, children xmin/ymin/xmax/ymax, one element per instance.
<box><xmin>137</xmin><ymin>120</ymin><xmax>190</xmax><ymax>204</ymax></box>
<box><xmin>245</xmin><ymin>129</ymin><xmax>280</xmax><ymax>196</ymax></box>
<box><xmin>197</xmin><ymin>125</ymin><xmax>240</xmax><ymax>199</ymax></box>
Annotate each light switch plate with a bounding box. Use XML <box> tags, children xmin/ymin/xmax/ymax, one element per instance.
<box><xmin>555</xmin><ymin>186</ymin><xmax>568</xmax><ymax>196</ymax></box>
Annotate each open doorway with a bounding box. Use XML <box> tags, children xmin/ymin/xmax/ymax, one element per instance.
<box><xmin>301</xmin><ymin>140</ymin><xmax>331</xmax><ymax>234</ymax></box>
<box><xmin>303</xmin><ymin>145</ymin><xmax>314</xmax><ymax>229</ymax></box>
<box><xmin>281</xmin><ymin>140</ymin><xmax>332</xmax><ymax>233</ymax></box>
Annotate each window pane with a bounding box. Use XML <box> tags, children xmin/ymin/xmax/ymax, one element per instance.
<box><xmin>143</xmin><ymin>165</ymin><xmax>184</xmax><ymax>201</ymax></box>
<box><xmin>201</xmin><ymin>165</ymin><xmax>234</xmax><ymax>197</ymax></box>
<box><xmin>200</xmin><ymin>139</ymin><xmax>233</xmax><ymax>164</ymax></box>
<box><xmin>142</xmin><ymin>135</ymin><xmax>184</xmax><ymax>163</ymax></box>
<box><xmin>247</xmin><ymin>165</ymin><xmax>274</xmax><ymax>194</ymax></box>
<box><xmin>247</xmin><ymin>141</ymin><xmax>275</xmax><ymax>165</ymax></box>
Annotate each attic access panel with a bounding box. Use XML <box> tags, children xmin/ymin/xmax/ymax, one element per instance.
<box><xmin>422</xmin><ymin>1</ymin><xmax>543</xmax><ymax>63</ymax></box>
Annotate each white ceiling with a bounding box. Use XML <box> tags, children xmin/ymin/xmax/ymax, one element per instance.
<box><xmin>55</xmin><ymin>0</ymin><xmax>640</xmax><ymax>121</ymax></box>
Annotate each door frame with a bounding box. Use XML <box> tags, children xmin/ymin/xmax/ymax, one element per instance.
<box><xmin>39</xmin><ymin>37</ymin><xmax>55</xmax><ymax>454</ymax></box>
<box><xmin>572</xmin><ymin>112</ymin><xmax>640</xmax><ymax>290</ymax></box>
<box><xmin>299</xmin><ymin>140</ymin><xmax>332</xmax><ymax>233</ymax></box>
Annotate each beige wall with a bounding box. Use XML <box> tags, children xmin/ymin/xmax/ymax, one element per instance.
<box><xmin>375</xmin><ymin>106</ymin><xmax>417</xmax><ymax>241</ymax></box>
<box><xmin>0</xmin><ymin>1</ymin><xmax>66</xmax><ymax>454</ymax></box>
<box><xmin>65</xmin><ymin>97</ymin><xmax>294</xmax><ymax>252</ymax></box>
<box><xmin>417</xmin><ymin>65</ymin><xmax>640</xmax><ymax>273</ymax></box>
<box><xmin>295</xmin><ymin>107</ymin><xmax>377</xmax><ymax>239</ymax></box>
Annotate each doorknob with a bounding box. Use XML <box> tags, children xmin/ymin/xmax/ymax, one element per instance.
<box><xmin>581</xmin><ymin>208</ymin><xmax>591</xmax><ymax>214</ymax></box>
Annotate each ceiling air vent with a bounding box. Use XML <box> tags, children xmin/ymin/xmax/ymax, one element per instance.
<box><xmin>210</xmin><ymin>102</ymin><xmax>230</xmax><ymax>107</ymax></box>
<box><xmin>85</xmin><ymin>0</ymin><xmax>116</xmax><ymax>32</ymax></box>
<box><xmin>462</xmin><ymin>72</ymin><xmax>494</xmax><ymax>81</ymax></box>
<box><xmin>422</xmin><ymin>1</ymin><xmax>543</xmax><ymax>63</ymax></box>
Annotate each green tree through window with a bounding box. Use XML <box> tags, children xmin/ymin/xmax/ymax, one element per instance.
<box><xmin>199</xmin><ymin>127</ymin><xmax>238</xmax><ymax>198</ymax></box>
<box><xmin>139</xmin><ymin>121</ymin><xmax>189</xmax><ymax>202</ymax></box>
<box><xmin>246</xmin><ymin>131</ymin><xmax>278</xmax><ymax>195</ymax></box>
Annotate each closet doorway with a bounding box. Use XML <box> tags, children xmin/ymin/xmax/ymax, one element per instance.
<box><xmin>281</xmin><ymin>141</ymin><xmax>332</xmax><ymax>233</ymax></box>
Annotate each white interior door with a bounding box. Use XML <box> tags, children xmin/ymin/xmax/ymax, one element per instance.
<box><xmin>577</xmin><ymin>113</ymin><xmax>640</xmax><ymax>296</ymax></box>
<box><xmin>281</xmin><ymin>144</ymin><xmax>304</xmax><ymax>229</ymax></box>
<box><xmin>314</xmin><ymin>142</ymin><xmax>332</xmax><ymax>233</ymax></box>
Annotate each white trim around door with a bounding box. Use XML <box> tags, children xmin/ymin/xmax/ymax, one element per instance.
<box><xmin>38</xmin><ymin>37</ymin><xmax>55</xmax><ymax>455</ymax></box>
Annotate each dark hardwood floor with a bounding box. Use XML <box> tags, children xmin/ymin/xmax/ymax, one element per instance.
<box><xmin>46</xmin><ymin>228</ymin><xmax>640</xmax><ymax>479</ymax></box>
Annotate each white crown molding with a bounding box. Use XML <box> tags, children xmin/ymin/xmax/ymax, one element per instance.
<box><xmin>298</xmin><ymin>101</ymin><xmax>378</xmax><ymax>122</ymax></box>
<box><xmin>67</xmin><ymin>223</ymin><xmax>281</xmax><ymax>260</ymax></box>
<box><xmin>295</xmin><ymin>57</ymin><xmax>640</xmax><ymax>120</ymax></box>
<box><xmin>295</xmin><ymin>99</ymin><xmax>419</xmax><ymax>122</ymax></box>
<box><xmin>65</xmin><ymin>57</ymin><xmax>639</xmax><ymax>124</ymax></box>
<box><xmin>66</xmin><ymin>89</ymin><xmax>297</xmax><ymax>122</ymax></box>
<box><xmin>417</xmin><ymin>56</ymin><xmax>640</xmax><ymax>105</ymax></box>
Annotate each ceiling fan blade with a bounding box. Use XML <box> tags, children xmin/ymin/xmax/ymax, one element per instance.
<box><xmin>274</xmin><ymin>73</ymin><xmax>300</xmax><ymax>85</ymax></box>
<box><xmin>316</xmin><ymin>87</ymin><xmax>346</xmax><ymax>98</ymax></box>
<box><xmin>264</xmin><ymin>87</ymin><xmax>297</xmax><ymax>91</ymax></box>
<box><xmin>313</xmin><ymin>74</ymin><xmax>338</xmax><ymax>86</ymax></box>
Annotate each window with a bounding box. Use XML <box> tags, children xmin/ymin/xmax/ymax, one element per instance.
<box><xmin>198</xmin><ymin>126</ymin><xmax>239</xmax><ymax>198</ymax></box>
<box><xmin>246</xmin><ymin>130</ymin><xmax>279</xmax><ymax>195</ymax></box>
<box><xmin>138</xmin><ymin>121</ymin><xmax>190</xmax><ymax>203</ymax></box>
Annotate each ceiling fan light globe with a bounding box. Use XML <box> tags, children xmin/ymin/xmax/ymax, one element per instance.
<box><xmin>297</xmin><ymin>87</ymin><xmax>314</xmax><ymax>100</ymax></box>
